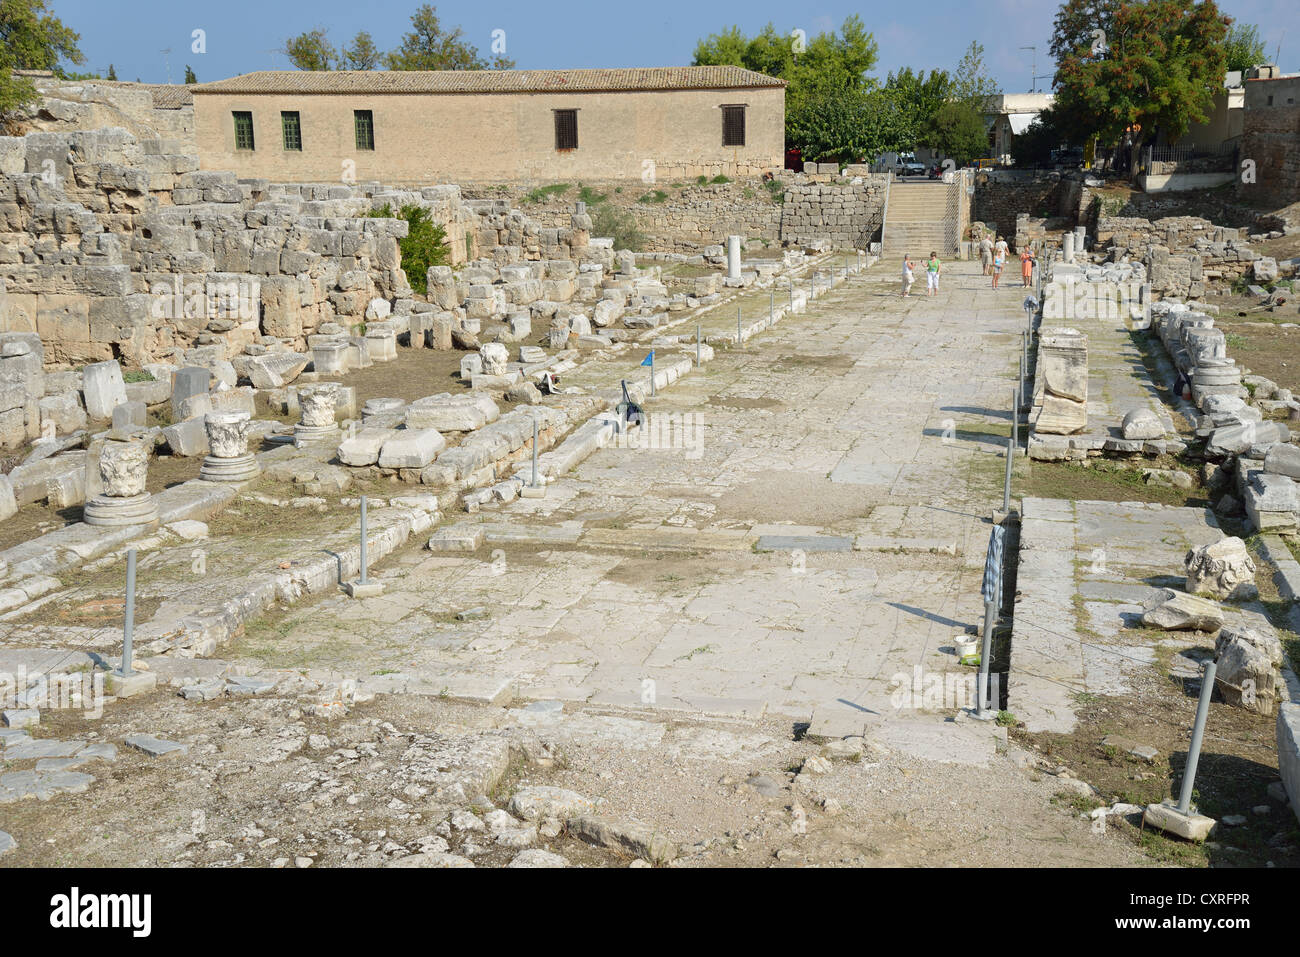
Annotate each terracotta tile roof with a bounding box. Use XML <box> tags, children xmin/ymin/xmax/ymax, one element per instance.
<box><xmin>142</xmin><ymin>84</ymin><xmax>194</xmax><ymax>109</ymax></box>
<box><xmin>192</xmin><ymin>66</ymin><xmax>785</xmax><ymax>96</ymax></box>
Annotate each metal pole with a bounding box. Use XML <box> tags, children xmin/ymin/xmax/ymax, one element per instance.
<box><xmin>650</xmin><ymin>352</ymin><xmax>656</xmax><ymax>397</ymax></box>
<box><xmin>769</xmin><ymin>289</ymin><xmax>774</xmax><ymax>327</ymax></box>
<box><xmin>122</xmin><ymin>548</ymin><xmax>136</xmax><ymax>677</ymax></box>
<box><xmin>695</xmin><ymin>324</ymin><xmax>701</xmax><ymax>368</ymax></box>
<box><xmin>977</xmin><ymin>598</ymin><xmax>997</xmax><ymax>716</ymax></box>
<box><xmin>1177</xmin><ymin>658</ymin><xmax>1217</xmax><ymax>814</ymax></box>
<box><xmin>359</xmin><ymin>496</ymin><xmax>368</xmax><ymax>585</ymax></box>
<box><xmin>737</xmin><ymin>305</ymin><xmax>742</xmax><ymax>345</ymax></box>
<box><xmin>530</xmin><ymin>418</ymin><xmax>540</xmax><ymax>488</ymax></box>
<box><xmin>1003</xmin><ymin>437</ymin><xmax>1013</xmax><ymax>513</ymax></box>
<box><xmin>1013</xmin><ymin>387</ymin><xmax>1020</xmax><ymax>450</ymax></box>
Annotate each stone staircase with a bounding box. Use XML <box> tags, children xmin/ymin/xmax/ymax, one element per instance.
<box><xmin>882</xmin><ymin>182</ymin><xmax>957</xmax><ymax>259</ymax></box>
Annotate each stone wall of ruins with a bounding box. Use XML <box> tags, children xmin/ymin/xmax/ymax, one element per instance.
<box><xmin>975</xmin><ymin>170</ymin><xmax>1080</xmax><ymax>239</ymax></box>
<box><xmin>0</xmin><ymin>117</ymin><xmax>612</xmax><ymax>451</ymax></box>
<box><xmin>1239</xmin><ymin>76</ymin><xmax>1300</xmax><ymax>208</ymax></box>
<box><xmin>780</xmin><ymin>177</ymin><xmax>888</xmax><ymax>250</ymax></box>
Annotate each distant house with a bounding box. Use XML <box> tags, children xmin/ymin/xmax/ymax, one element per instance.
<box><xmin>191</xmin><ymin>67</ymin><xmax>786</xmax><ymax>184</ymax></box>
<box><xmin>983</xmin><ymin>93</ymin><xmax>1055</xmax><ymax>165</ymax></box>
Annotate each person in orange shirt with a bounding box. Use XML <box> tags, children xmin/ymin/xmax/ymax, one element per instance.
<box><xmin>1020</xmin><ymin>247</ymin><xmax>1036</xmax><ymax>288</ymax></box>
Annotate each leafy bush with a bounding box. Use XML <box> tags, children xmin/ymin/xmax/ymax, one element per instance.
<box><xmin>122</xmin><ymin>370</ymin><xmax>154</xmax><ymax>383</ymax></box>
<box><xmin>369</xmin><ymin>203</ymin><xmax>448</xmax><ymax>296</ymax></box>
<box><xmin>590</xmin><ymin>204</ymin><xmax>645</xmax><ymax>252</ymax></box>
<box><xmin>762</xmin><ymin>178</ymin><xmax>786</xmax><ymax>204</ymax></box>
<box><xmin>710</xmin><ymin>175</ymin><xmax>730</xmax><ymax>184</ymax></box>
<box><xmin>577</xmin><ymin>184</ymin><xmax>607</xmax><ymax>205</ymax></box>
<box><xmin>522</xmin><ymin>183</ymin><xmax>571</xmax><ymax>204</ymax></box>
<box><xmin>637</xmin><ymin>190</ymin><xmax>669</xmax><ymax>204</ymax></box>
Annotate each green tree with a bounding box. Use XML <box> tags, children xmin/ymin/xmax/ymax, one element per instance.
<box><xmin>922</xmin><ymin>101</ymin><xmax>988</xmax><ymax>164</ymax></box>
<box><xmin>786</xmin><ymin>87</ymin><xmax>910</xmax><ymax>164</ymax></box>
<box><xmin>106</xmin><ymin>63</ymin><xmax>116</xmax><ymax>80</ymax></box>
<box><xmin>1223</xmin><ymin>22</ymin><xmax>1265</xmax><ymax>73</ymax></box>
<box><xmin>385</xmin><ymin>4</ymin><xmax>514</xmax><ymax>71</ymax></box>
<box><xmin>284</xmin><ymin>27</ymin><xmax>336</xmax><ymax>71</ymax></box>
<box><xmin>692</xmin><ymin>16</ymin><xmax>878</xmax><ymax>148</ymax></box>
<box><xmin>1050</xmin><ymin>0</ymin><xmax>1230</xmax><ymax>152</ymax></box>
<box><xmin>0</xmin><ymin>0</ymin><xmax>83</xmax><ymax>115</ymax></box>
<box><xmin>340</xmin><ymin>30</ymin><xmax>380</xmax><ymax>70</ymax></box>
<box><xmin>952</xmin><ymin>41</ymin><xmax>998</xmax><ymax>104</ymax></box>
<box><xmin>183</xmin><ymin>64</ymin><xmax>196</xmax><ymax>84</ymax></box>
<box><xmin>884</xmin><ymin>67</ymin><xmax>953</xmax><ymax>151</ymax></box>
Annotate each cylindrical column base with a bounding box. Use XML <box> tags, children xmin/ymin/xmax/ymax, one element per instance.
<box><xmin>83</xmin><ymin>492</ymin><xmax>159</xmax><ymax>527</ymax></box>
<box><xmin>199</xmin><ymin>453</ymin><xmax>262</xmax><ymax>483</ymax></box>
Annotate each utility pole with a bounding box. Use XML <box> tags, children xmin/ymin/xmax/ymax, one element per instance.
<box><xmin>1021</xmin><ymin>46</ymin><xmax>1036</xmax><ymax>92</ymax></box>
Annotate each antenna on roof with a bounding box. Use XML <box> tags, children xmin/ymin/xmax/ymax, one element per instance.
<box><xmin>1020</xmin><ymin>46</ymin><xmax>1036</xmax><ymax>92</ymax></box>
<box><xmin>160</xmin><ymin>48</ymin><xmax>172</xmax><ymax>85</ymax></box>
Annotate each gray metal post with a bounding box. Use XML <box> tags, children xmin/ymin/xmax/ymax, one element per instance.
<box><xmin>769</xmin><ymin>289</ymin><xmax>774</xmax><ymax>327</ymax></box>
<box><xmin>122</xmin><ymin>548</ymin><xmax>136</xmax><ymax>676</ymax></box>
<box><xmin>1003</xmin><ymin>437</ymin><xmax>1013</xmax><ymax>513</ymax></box>
<box><xmin>737</xmin><ymin>305</ymin><xmax>742</xmax><ymax>345</ymax></box>
<box><xmin>359</xmin><ymin>496</ymin><xmax>368</xmax><ymax>585</ymax></box>
<box><xmin>650</xmin><ymin>352</ymin><xmax>656</xmax><ymax>396</ymax></box>
<box><xmin>977</xmin><ymin>599</ymin><xmax>997</xmax><ymax>715</ymax></box>
<box><xmin>1011</xmin><ymin>386</ymin><xmax>1018</xmax><ymax>445</ymax></box>
<box><xmin>530</xmin><ymin>418</ymin><xmax>540</xmax><ymax>488</ymax></box>
<box><xmin>695</xmin><ymin>323</ymin><xmax>701</xmax><ymax>368</ymax></box>
<box><xmin>1177</xmin><ymin>658</ymin><xmax>1218</xmax><ymax>814</ymax></box>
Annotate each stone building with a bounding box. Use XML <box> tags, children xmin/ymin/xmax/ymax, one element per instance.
<box><xmin>191</xmin><ymin>67</ymin><xmax>785</xmax><ymax>184</ymax></box>
<box><xmin>1238</xmin><ymin>67</ymin><xmax>1300</xmax><ymax>207</ymax></box>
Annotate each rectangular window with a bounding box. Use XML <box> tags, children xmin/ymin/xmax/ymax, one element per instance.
<box><xmin>722</xmin><ymin>105</ymin><xmax>746</xmax><ymax>147</ymax></box>
<box><xmin>354</xmin><ymin>110</ymin><xmax>375</xmax><ymax>151</ymax></box>
<box><xmin>281</xmin><ymin>111</ymin><xmax>302</xmax><ymax>151</ymax></box>
<box><xmin>233</xmin><ymin>111</ymin><xmax>255</xmax><ymax>151</ymax></box>
<box><xmin>554</xmin><ymin>109</ymin><xmax>578</xmax><ymax>150</ymax></box>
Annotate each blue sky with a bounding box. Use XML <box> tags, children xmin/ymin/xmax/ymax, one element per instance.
<box><xmin>57</xmin><ymin>0</ymin><xmax>1299</xmax><ymax>88</ymax></box>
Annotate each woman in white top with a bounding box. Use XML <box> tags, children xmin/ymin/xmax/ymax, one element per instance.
<box><xmin>901</xmin><ymin>255</ymin><xmax>915</xmax><ymax>298</ymax></box>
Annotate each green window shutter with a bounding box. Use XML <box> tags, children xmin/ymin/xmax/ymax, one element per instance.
<box><xmin>355</xmin><ymin>110</ymin><xmax>375</xmax><ymax>151</ymax></box>
<box><xmin>282</xmin><ymin>111</ymin><xmax>302</xmax><ymax>151</ymax></box>
<box><xmin>233</xmin><ymin>111</ymin><xmax>255</xmax><ymax>151</ymax></box>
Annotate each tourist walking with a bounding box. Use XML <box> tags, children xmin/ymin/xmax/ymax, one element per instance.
<box><xmin>901</xmin><ymin>254</ymin><xmax>915</xmax><ymax>298</ymax></box>
<box><xmin>991</xmin><ymin>237</ymin><xmax>1006</xmax><ymax>290</ymax></box>
<box><xmin>979</xmin><ymin>234</ymin><xmax>994</xmax><ymax>275</ymax></box>
<box><xmin>1020</xmin><ymin>247</ymin><xmax>1035</xmax><ymax>288</ymax></box>
<box><xmin>926</xmin><ymin>251</ymin><xmax>941</xmax><ymax>296</ymax></box>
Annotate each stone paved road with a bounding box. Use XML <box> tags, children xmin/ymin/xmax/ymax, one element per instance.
<box><xmin>237</xmin><ymin>261</ymin><xmax>1032</xmax><ymax>755</ymax></box>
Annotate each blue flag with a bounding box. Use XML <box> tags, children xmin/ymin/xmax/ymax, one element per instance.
<box><xmin>641</xmin><ymin>351</ymin><xmax>655</xmax><ymax>367</ymax></box>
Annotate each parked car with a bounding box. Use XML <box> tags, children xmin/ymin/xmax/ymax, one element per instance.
<box><xmin>894</xmin><ymin>153</ymin><xmax>927</xmax><ymax>177</ymax></box>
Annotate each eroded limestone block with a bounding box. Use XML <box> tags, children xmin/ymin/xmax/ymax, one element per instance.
<box><xmin>1184</xmin><ymin>537</ymin><xmax>1257</xmax><ymax>602</ymax></box>
<box><xmin>1034</xmin><ymin>328</ymin><xmax>1088</xmax><ymax>436</ymax></box>
<box><xmin>1215</xmin><ymin>627</ymin><xmax>1283</xmax><ymax>715</ymax></box>
<box><xmin>98</xmin><ymin>439</ymin><xmax>148</xmax><ymax>497</ymax></box>
<box><xmin>480</xmin><ymin>342</ymin><xmax>509</xmax><ymax>377</ymax></box>
<box><xmin>1141</xmin><ymin>589</ymin><xmax>1224</xmax><ymax>632</ymax></box>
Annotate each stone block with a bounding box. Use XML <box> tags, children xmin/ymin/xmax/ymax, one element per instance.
<box><xmin>111</xmin><ymin>400</ymin><xmax>147</xmax><ymax>431</ymax></box>
<box><xmin>82</xmin><ymin>360</ymin><xmax>126</xmax><ymax>420</ymax></box>
<box><xmin>337</xmin><ymin>428</ymin><xmax>396</xmax><ymax>467</ymax></box>
<box><xmin>1278</xmin><ymin>703</ymin><xmax>1300</xmax><ymax>825</ymax></box>
<box><xmin>162</xmin><ymin>417</ymin><xmax>209</xmax><ymax>457</ymax></box>
<box><xmin>378</xmin><ymin>429</ymin><xmax>447</xmax><ymax>469</ymax></box>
